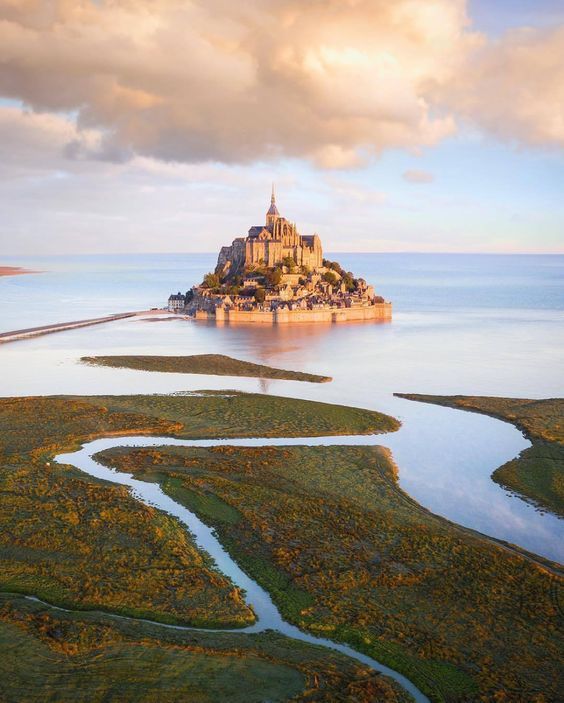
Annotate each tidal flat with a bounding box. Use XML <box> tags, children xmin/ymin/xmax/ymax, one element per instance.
<box><xmin>82</xmin><ymin>353</ymin><xmax>332</xmax><ymax>383</ymax></box>
<box><xmin>397</xmin><ymin>395</ymin><xmax>564</xmax><ymax>518</ymax></box>
<box><xmin>0</xmin><ymin>392</ymin><xmax>406</xmax><ymax>701</ymax></box>
<box><xmin>0</xmin><ymin>593</ymin><xmax>412</xmax><ymax>703</ymax></box>
<box><xmin>97</xmin><ymin>441</ymin><xmax>563</xmax><ymax>702</ymax></box>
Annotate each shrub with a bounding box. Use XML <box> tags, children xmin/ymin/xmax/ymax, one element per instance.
<box><xmin>202</xmin><ymin>272</ymin><xmax>220</xmax><ymax>290</ymax></box>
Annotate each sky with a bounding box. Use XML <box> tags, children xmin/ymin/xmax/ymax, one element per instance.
<box><xmin>0</xmin><ymin>0</ymin><xmax>562</xmax><ymax>255</ymax></box>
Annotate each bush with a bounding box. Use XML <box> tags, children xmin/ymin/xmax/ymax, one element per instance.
<box><xmin>202</xmin><ymin>272</ymin><xmax>220</xmax><ymax>290</ymax></box>
<box><xmin>266</xmin><ymin>268</ymin><xmax>283</xmax><ymax>286</ymax></box>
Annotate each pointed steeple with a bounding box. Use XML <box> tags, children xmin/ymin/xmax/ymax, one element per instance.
<box><xmin>266</xmin><ymin>183</ymin><xmax>280</xmax><ymax>226</ymax></box>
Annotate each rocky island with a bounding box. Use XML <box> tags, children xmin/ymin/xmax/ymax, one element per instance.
<box><xmin>169</xmin><ymin>189</ymin><xmax>392</xmax><ymax>324</ymax></box>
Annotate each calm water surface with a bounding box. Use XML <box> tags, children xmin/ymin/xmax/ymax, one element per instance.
<box><xmin>1</xmin><ymin>253</ymin><xmax>563</xmax><ymax>561</ymax></box>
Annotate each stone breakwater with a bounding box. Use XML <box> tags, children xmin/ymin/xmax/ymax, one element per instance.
<box><xmin>193</xmin><ymin>302</ymin><xmax>392</xmax><ymax>324</ymax></box>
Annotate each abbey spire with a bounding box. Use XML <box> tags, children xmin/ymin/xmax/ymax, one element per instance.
<box><xmin>266</xmin><ymin>183</ymin><xmax>280</xmax><ymax>226</ymax></box>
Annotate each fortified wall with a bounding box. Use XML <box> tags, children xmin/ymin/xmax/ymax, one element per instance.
<box><xmin>194</xmin><ymin>303</ymin><xmax>392</xmax><ymax>324</ymax></box>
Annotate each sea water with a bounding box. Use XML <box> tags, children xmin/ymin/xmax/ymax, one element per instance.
<box><xmin>0</xmin><ymin>253</ymin><xmax>563</xmax><ymax>560</ymax></box>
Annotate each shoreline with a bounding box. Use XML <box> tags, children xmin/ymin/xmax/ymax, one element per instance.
<box><xmin>0</xmin><ymin>266</ymin><xmax>41</xmax><ymax>277</ymax></box>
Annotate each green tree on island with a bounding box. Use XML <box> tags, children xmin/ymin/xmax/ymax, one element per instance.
<box><xmin>202</xmin><ymin>272</ymin><xmax>220</xmax><ymax>290</ymax></box>
<box><xmin>266</xmin><ymin>268</ymin><xmax>283</xmax><ymax>286</ymax></box>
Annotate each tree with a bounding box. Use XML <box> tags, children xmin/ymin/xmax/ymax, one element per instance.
<box><xmin>202</xmin><ymin>272</ymin><xmax>220</xmax><ymax>289</ymax></box>
<box><xmin>254</xmin><ymin>287</ymin><xmax>266</xmax><ymax>304</ymax></box>
<box><xmin>322</xmin><ymin>271</ymin><xmax>338</xmax><ymax>286</ymax></box>
<box><xmin>282</xmin><ymin>255</ymin><xmax>296</xmax><ymax>270</ymax></box>
<box><xmin>266</xmin><ymin>268</ymin><xmax>283</xmax><ymax>286</ymax></box>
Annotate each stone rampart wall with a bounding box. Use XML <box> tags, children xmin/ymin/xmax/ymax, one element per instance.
<box><xmin>195</xmin><ymin>303</ymin><xmax>391</xmax><ymax>325</ymax></box>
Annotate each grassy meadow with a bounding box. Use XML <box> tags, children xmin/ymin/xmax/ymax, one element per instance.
<box><xmin>82</xmin><ymin>354</ymin><xmax>332</xmax><ymax>383</ymax></box>
<box><xmin>0</xmin><ymin>392</ymin><xmax>404</xmax><ymax>701</ymax></box>
<box><xmin>97</xmin><ymin>442</ymin><xmax>563</xmax><ymax>702</ymax></box>
<box><xmin>0</xmin><ymin>593</ymin><xmax>412</xmax><ymax>703</ymax></box>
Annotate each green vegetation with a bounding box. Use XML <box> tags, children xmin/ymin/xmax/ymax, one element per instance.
<box><xmin>0</xmin><ymin>396</ymin><xmax>252</xmax><ymax>628</ymax></box>
<box><xmin>0</xmin><ymin>392</ymin><xmax>395</xmax><ymax>623</ymax></box>
<box><xmin>98</xmin><ymin>443</ymin><xmax>564</xmax><ymax>702</ymax></box>
<box><xmin>0</xmin><ymin>393</ymin><xmax>409</xmax><ymax>701</ymax></box>
<box><xmin>0</xmin><ymin>593</ymin><xmax>412</xmax><ymax>703</ymax></box>
<box><xmin>266</xmin><ymin>267</ymin><xmax>283</xmax><ymax>286</ymax></box>
<box><xmin>82</xmin><ymin>353</ymin><xmax>332</xmax><ymax>383</ymax></box>
<box><xmin>322</xmin><ymin>271</ymin><xmax>339</xmax><ymax>285</ymax></box>
<box><xmin>80</xmin><ymin>391</ymin><xmax>399</xmax><ymax>440</ymax></box>
<box><xmin>254</xmin><ymin>287</ymin><xmax>266</xmax><ymax>304</ymax></box>
<box><xmin>396</xmin><ymin>394</ymin><xmax>564</xmax><ymax>517</ymax></box>
<box><xmin>202</xmin><ymin>272</ymin><xmax>220</xmax><ymax>290</ymax></box>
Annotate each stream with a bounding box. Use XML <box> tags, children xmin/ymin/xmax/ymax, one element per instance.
<box><xmin>54</xmin><ymin>415</ymin><xmax>558</xmax><ymax>703</ymax></box>
<box><xmin>57</xmin><ymin>433</ymin><xmax>431</xmax><ymax>702</ymax></box>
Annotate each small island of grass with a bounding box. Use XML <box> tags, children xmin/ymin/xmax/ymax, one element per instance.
<box><xmin>82</xmin><ymin>354</ymin><xmax>332</xmax><ymax>383</ymax></box>
<box><xmin>395</xmin><ymin>394</ymin><xmax>564</xmax><ymax>517</ymax></box>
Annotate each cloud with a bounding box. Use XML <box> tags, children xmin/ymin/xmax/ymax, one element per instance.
<box><xmin>0</xmin><ymin>106</ymin><xmax>105</xmax><ymax>178</ymax></box>
<box><xmin>0</xmin><ymin>0</ymin><xmax>474</xmax><ymax>167</ymax></box>
<box><xmin>435</xmin><ymin>24</ymin><xmax>564</xmax><ymax>149</ymax></box>
<box><xmin>0</xmin><ymin>0</ymin><xmax>561</xmax><ymax>172</ymax></box>
<box><xmin>403</xmin><ymin>169</ymin><xmax>434</xmax><ymax>183</ymax></box>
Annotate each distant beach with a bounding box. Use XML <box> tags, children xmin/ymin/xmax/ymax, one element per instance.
<box><xmin>0</xmin><ymin>266</ymin><xmax>39</xmax><ymax>277</ymax></box>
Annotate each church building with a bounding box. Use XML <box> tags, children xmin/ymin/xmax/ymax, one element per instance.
<box><xmin>215</xmin><ymin>188</ymin><xmax>323</xmax><ymax>278</ymax></box>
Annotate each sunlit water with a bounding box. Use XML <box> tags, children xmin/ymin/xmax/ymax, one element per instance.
<box><xmin>1</xmin><ymin>254</ymin><xmax>562</xmax><ymax>560</ymax></box>
<box><xmin>2</xmin><ymin>252</ymin><xmax>562</xmax><ymax>698</ymax></box>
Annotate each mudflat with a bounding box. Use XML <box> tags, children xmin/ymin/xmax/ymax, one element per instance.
<box><xmin>97</xmin><ymin>440</ymin><xmax>563</xmax><ymax>702</ymax></box>
<box><xmin>82</xmin><ymin>353</ymin><xmax>332</xmax><ymax>383</ymax></box>
<box><xmin>0</xmin><ymin>392</ymin><xmax>408</xmax><ymax>702</ymax></box>
<box><xmin>0</xmin><ymin>266</ymin><xmax>38</xmax><ymax>276</ymax></box>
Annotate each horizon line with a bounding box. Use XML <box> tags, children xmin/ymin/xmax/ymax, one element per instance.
<box><xmin>3</xmin><ymin>250</ymin><xmax>564</xmax><ymax>258</ymax></box>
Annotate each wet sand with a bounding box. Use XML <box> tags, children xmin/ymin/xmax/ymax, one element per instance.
<box><xmin>0</xmin><ymin>266</ymin><xmax>39</xmax><ymax>277</ymax></box>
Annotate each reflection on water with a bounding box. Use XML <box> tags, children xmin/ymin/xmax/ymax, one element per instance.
<box><xmin>1</xmin><ymin>254</ymin><xmax>563</xmax><ymax>562</ymax></box>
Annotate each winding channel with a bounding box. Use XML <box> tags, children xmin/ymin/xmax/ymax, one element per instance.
<box><xmin>57</xmin><ymin>433</ymin><xmax>436</xmax><ymax>701</ymax></box>
<box><xmin>53</xmin><ymin>421</ymin><xmax>559</xmax><ymax>702</ymax></box>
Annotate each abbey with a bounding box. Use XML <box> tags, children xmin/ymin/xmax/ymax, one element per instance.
<box><xmin>215</xmin><ymin>188</ymin><xmax>323</xmax><ymax>278</ymax></box>
<box><xmin>170</xmin><ymin>188</ymin><xmax>392</xmax><ymax>324</ymax></box>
